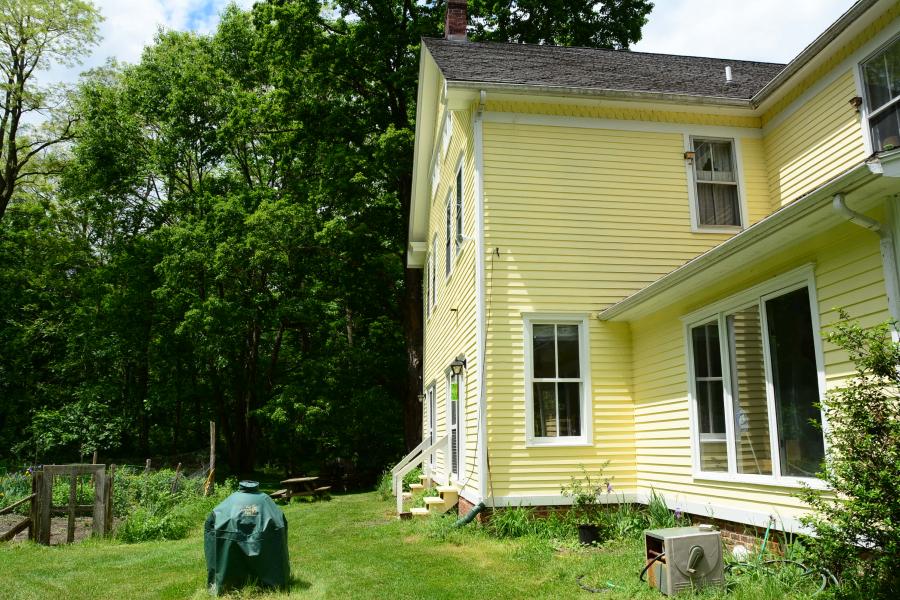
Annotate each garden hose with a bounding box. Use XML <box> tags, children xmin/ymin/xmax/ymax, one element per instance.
<box><xmin>725</xmin><ymin>559</ymin><xmax>839</xmax><ymax>596</ymax></box>
<box><xmin>639</xmin><ymin>552</ymin><xmax>666</xmax><ymax>582</ymax></box>
<box><xmin>575</xmin><ymin>575</ymin><xmax>618</xmax><ymax>594</ymax></box>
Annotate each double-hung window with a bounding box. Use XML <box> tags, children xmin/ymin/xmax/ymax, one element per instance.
<box><xmin>447</xmin><ymin>371</ymin><xmax>462</xmax><ymax>478</ymax></box>
<box><xmin>445</xmin><ymin>195</ymin><xmax>452</xmax><ymax>277</ymax></box>
<box><xmin>455</xmin><ymin>166</ymin><xmax>464</xmax><ymax>255</ymax></box>
<box><xmin>691</xmin><ymin>137</ymin><xmax>741</xmax><ymax>228</ymax></box>
<box><xmin>525</xmin><ymin>316</ymin><xmax>590</xmax><ymax>445</ymax></box>
<box><xmin>430</xmin><ymin>236</ymin><xmax>438</xmax><ymax>310</ymax></box>
<box><xmin>861</xmin><ymin>35</ymin><xmax>900</xmax><ymax>152</ymax></box>
<box><xmin>687</xmin><ymin>272</ymin><xmax>826</xmax><ymax>483</ymax></box>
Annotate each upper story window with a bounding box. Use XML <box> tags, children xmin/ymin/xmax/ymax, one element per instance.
<box><xmin>525</xmin><ymin>315</ymin><xmax>590</xmax><ymax>446</ymax></box>
<box><xmin>430</xmin><ymin>236</ymin><xmax>438</xmax><ymax>311</ymax></box>
<box><xmin>861</xmin><ymin>35</ymin><xmax>900</xmax><ymax>152</ymax></box>
<box><xmin>686</xmin><ymin>272</ymin><xmax>825</xmax><ymax>484</ymax></box>
<box><xmin>692</xmin><ymin>138</ymin><xmax>741</xmax><ymax>228</ymax></box>
<box><xmin>455</xmin><ymin>166</ymin><xmax>463</xmax><ymax>255</ymax></box>
<box><xmin>445</xmin><ymin>195</ymin><xmax>452</xmax><ymax>277</ymax></box>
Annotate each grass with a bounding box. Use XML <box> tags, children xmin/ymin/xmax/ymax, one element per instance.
<box><xmin>0</xmin><ymin>491</ymin><xmax>827</xmax><ymax>599</ymax></box>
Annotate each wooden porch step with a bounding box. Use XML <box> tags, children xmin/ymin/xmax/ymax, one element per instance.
<box><xmin>408</xmin><ymin>483</ymin><xmax>424</xmax><ymax>491</ymax></box>
<box><xmin>410</xmin><ymin>507</ymin><xmax>430</xmax><ymax>518</ymax></box>
<box><xmin>418</xmin><ymin>474</ymin><xmax>433</xmax><ymax>487</ymax></box>
<box><xmin>436</xmin><ymin>486</ymin><xmax>459</xmax><ymax>506</ymax></box>
<box><xmin>401</xmin><ymin>492</ymin><xmax>412</xmax><ymax>500</ymax></box>
<box><xmin>424</xmin><ymin>496</ymin><xmax>447</xmax><ymax>515</ymax></box>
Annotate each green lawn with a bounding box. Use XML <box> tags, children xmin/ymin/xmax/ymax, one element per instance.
<box><xmin>0</xmin><ymin>492</ymin><xmax>823</xmax><ymax>599</ymax></box>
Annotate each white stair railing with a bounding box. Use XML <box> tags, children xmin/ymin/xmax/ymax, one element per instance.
<box><xmin>392</xmin><ymin>435</ymin><xmax>449</xmax><ymax>515</ymax></box>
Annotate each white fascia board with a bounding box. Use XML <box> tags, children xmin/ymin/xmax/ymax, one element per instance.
<box><xmin>446</xmin><ymin>80</ymin><xmax>753</xmax><ymax>109</ymax></box>
<box><xmin>599</xmin><ymin>163</ymin><xmax>879</xmax><ymax>322</ymax></box>
<box><xmin>408</xmin><ymin>48</ymin><xmax>441</xmax><ymax>261</ymax></box>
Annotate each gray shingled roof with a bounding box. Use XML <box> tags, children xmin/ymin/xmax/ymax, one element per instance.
<box><xmin>424</xmin><ymin>38</ymin><xmax>786</xmax><ymax>100</ymax></box>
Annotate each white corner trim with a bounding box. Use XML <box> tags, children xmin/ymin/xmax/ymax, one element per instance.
<box><xmin>459</xmin><ymin>486</ymin><xmax>482</xmax><ymax>507</ymax></box>
<box><xmin>483</xmin><ymin>112</ymin><xmax>762</xmax><ymax>138</ymax></box>
<box><xmin>474</xmin><ymin>91</ymin><xmax>489</xmax><ymax>502</ymax></box>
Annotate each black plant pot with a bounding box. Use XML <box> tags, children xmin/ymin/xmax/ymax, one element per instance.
<box><xmin>578</xmin><ymin>523</ymin><xmax>601</xmax><ymax>546</ymax></box>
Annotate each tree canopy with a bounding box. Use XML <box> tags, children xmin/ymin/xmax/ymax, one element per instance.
<box><xmin>0</xmin><ymin>0</ymin><xmax>651</xmax><ymax>481</ymax></box>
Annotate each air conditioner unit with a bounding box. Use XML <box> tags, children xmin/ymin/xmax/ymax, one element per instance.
<box><xmin>643</xmin><ymin>526</ymin><xmax>724</xmax><ymax>595</ymax></box>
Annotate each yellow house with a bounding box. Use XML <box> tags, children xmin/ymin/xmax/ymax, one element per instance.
<box><xmin>395</xmin><ymin>0</ymin><xmax>900</xmax><ymax>534</ymax></box>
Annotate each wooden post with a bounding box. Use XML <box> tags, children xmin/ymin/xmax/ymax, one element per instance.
<box><xmin>171</xmin><ymin>463</ymin><xmax>182</xmax><ymax>493</ymax></box>
<box><xmin>205</xmin><ymin>421</ymin><xmax>216</xmax><ymax>497</ymax></box>
<box><xmin>105</xmin><ymin>465</ymin><xmax>115</xmax><ymax>536</ymax></box>
<box><xmin>92</xmin><ymin>465</ymin><xmax>106</xmax><ymax>538</ymax></box>
<box><xmin>144</xmin><ymin>459</ymin><xmax>151</xmax><ymax>473</ymax></box>
<box><xmin>66</xmin><ymin>475</ymin><xmax>77</xmax><ymax>544</ymax></box>
<box><xmin>38</xmin><ymin>470</ymin><xmax>51</xmax><ymax>545</ymax></box>
<box><xmin>29</xmin><ymin>470</ymin><xmax>38</xmax><ymax>542</ymax></box>
<box><xmin>92</xmin><ymin>450</ymin><xmax>97</xmax><ymax>464</ymax></box>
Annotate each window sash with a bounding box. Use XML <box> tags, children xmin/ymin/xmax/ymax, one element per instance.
<box><xmin>455</xmin><ymin>168</ymin><xmax>463</xmax><ymax>255</ymax></box>
<box><xmin>687</xmin><ymin>283</ymin><xmax>825</xmax><ymax>483</ymax></box>
<box><xmin>445</xmin><ymin>197</ymin><xmax>452</xmax><ymax>276</ymax></box>
<box><xmin>691</xmin><ymin>137</ymin><xmax>742</xmax><ymax>228</ymax></box>
<box><xmin>528</xmin><ymin>321</ymin><xmax>585</xmax><ymax>441</ymax></box>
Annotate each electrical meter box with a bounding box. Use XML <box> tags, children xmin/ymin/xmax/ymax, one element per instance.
<box><xmin>644</xmin><ymin>526</ymin><xmax>724</xmax><ymax>595</ymax></box>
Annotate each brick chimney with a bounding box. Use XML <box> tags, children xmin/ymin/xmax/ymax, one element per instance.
<box><xmin>445</xmin><ymin>0</ymin><xmax>467</xmax><ymax>42</ymax></box>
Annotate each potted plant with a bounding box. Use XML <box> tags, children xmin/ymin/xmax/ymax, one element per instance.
<box><xmin>561</xmin><ymin>464</ymin><xmax>611</xmax><ymax>546</ymax></box>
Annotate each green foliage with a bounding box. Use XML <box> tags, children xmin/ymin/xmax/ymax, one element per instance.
<box><xmin>797</xmin><ymin>313</ymin><xmax>900</xmax><ymax>599</ymax></box>
<box><xmin>0</xmin><ymin>470</ymin><xmax>33</xmax><ymax>514</ymax></box>
<box><xmin>470</xmin><ymin>0</ymin><xmax>653</xmax><ymax>47</ymax></box>
<box><xmin>646</xmin><ymin>488</ymin><xmax>689</xmax><ymax>529</ymax></box>
<box><xmin>114</xmin><ymin>468</ymin><xmax>235</xmax><ymax>543</ymax></box>
<box><xmin>560</xmin><ymin>463</ymin><xmax>610</xmax><ymax>523</ymax></box>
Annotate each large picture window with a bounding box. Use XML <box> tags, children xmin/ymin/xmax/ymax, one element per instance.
<box><xmin>687</xmin><ymin>275</ymin><xmax>825</xmax><ymax>483</ymax></box>
<box><xmin>525</xmin><ymin>316</ymin><xmax>590</xmax><ymax>445</ymax></box>
<box><xmin>691</xmin><ymin>137</ymin><xmax>741</xmax><ymax>228</ymax></box>
<box><xmin>861</xmin><ymin>35</ymin><xmax>900</xmax><ymax>152</ymax></box>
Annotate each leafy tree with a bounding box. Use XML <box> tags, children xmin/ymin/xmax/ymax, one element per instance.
<box><xmin>0</xmin><ymin>0</ymin><xmax>101</xmax><ymax>221</ymax></box>
<box><xmin>470</xmin><ymin>0</ymin><xmax>653</xmax><ymax>47</ymax></box>
<box><xmin>798</xmin><ymin>312</ymin><xmax>900</xmax><ymax>598</ymax></box>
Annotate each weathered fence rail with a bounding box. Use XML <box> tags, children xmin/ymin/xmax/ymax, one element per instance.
<box><xmin>1</xmin><ymin>464</ymin><xmax>114</xmax><ymax>545</ymax></box>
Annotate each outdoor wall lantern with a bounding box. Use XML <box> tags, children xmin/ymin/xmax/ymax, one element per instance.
<box><xmin>417</xmin><ymin>393</ymin><xmax>426</xmax><ymax>403</ymax></box>
<box><xmin>450</xmin><ymin>358</ymin><xmax>467</xmax><ymax>375</ymax></box>
<box><xmin>683</xmin><ymin>150</ymin><xmax>696</xmax><ymax>163</ymax></box>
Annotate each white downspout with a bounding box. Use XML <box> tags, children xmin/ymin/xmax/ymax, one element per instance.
<box><xmin>474</xmin><ymin>90</ymin><xmax>489</xmax><ymax>505</ymax></box>
<box><xmin>833</xmin><ymin>194</ymin><xmax>900</xmax><ymax>337</ymax></box>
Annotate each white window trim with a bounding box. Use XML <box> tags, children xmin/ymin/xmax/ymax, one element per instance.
<box><xmin>856</xmin><ymin>32</ymin><xmax>900</xmax><ymax>155</ymax></box>
<box><xmin>524</xmin><ymin>313</ymin><xmax>592</xmax><ymax>448</ymax></box>
<box><xmin>445</xmin><ymin>367</ymin><xmax>464</xmax><ymax>482</ymax></box>
<box><xmin>682</xmin><ymin>264</ymin><xmax>829</xmax><ymax>490</ymax></box>
<box><xmin>684</xmin><ymin>134</ymin><xmax>749</xmax><ymax>234</ymax></box>
<box><xmin>454</xmin><ymin>156</ymin><xmax>465</xmax><ymax>257</ymax></box>
<box><xmin>426</xmin><ymin>383</ymin><xmax>437</xmax><ymax>467</ymax></box>
<box><xmin>444</xmin><ymin>191</ymin><xmax>453</xmax><ymax>280</ymax></box>
<box><xmin>429</xmin><ymin>235</ymin><xmax>438</xmax><ymax>313</ymax></box>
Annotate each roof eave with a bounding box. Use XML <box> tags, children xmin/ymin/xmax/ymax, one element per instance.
<box><xmin>599</xmin><ymin>163</ymin><xmax>879</xmax><ymax>322</ymax></box>
<box><xmin>446</xmin><ymin>80</ymin><xmax>754</xmax><ymax>108</ymax></box>
<box><xmin>752</xmin><ymin>0</ymin><xmax>882</xmax><ymax>108</ymax></box>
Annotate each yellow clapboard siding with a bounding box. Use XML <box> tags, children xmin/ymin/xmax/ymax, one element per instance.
<box><xmin>763</xmin><ymin>70</ymin><xmax>866</xmax><ymax>208</ymax></box>
<box><xmin>630</xmin><ymin>224</ymin><xmax>889</xmax><ymax>515</ymax></box>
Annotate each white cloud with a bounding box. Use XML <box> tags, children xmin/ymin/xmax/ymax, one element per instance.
<box><xmin>37</xmin><ymin>0</ymin><xmax>254</xmax><ymax>86</ymax></box>
<box><xmin>632</xmin><ymin>0</ymin><xmax>857</xmax><ymax>63</ymax></box>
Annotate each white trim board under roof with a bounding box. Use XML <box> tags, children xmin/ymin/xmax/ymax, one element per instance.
<box><xmin>599</xmin><ymin>163</ymin><xmax>890</xmax><ymax>322</ymax></box>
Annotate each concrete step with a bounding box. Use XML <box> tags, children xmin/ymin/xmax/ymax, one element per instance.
<box><xmin>410</xmin><ymin>507</ymin><xmax>430</xmax><ymax>518</ymax></box>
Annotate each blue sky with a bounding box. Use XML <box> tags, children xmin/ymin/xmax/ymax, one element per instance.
<box><xmin>43</xmin><ymin>0</ymin><xmax>857</xmax><ymax>85</ymax></box>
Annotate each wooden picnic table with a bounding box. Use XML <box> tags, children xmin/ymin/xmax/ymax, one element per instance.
<box><xmin>271</xmin><ymin>477</ymin><xmax>331</xmax><ymax>501</ymax></box>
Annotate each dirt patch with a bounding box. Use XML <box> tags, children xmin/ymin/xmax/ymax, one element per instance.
<box><xmin>0</xmin><ymin>513</ymin><xmax>94</xmax><ymax>545</ymax></box>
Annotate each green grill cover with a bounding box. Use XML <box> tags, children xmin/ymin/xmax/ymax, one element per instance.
<box><xmin>204</xmin><ymin>481</ymin><xmax>290</xmax><ymax>595</ymax></box>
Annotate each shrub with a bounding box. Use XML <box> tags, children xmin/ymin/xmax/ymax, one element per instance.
<box><xmin>113</xmin><ymin>468</ymin><xmax>235</xmax><ymax>543</ymax></box>
<box><xmin>797</xmin><ymin>314</ymin><xmax>900</xmax><ymax>599</ymax></box>
<box><xmin>0</xmin><ymin>470</ymin><xmax>32</xmax><ymax>515</ymax></box>
<box><xmin>375</xmin><ymin>470</ymin><xmax>392</xmax><ymax>500</ymax></box>
<box><xmin>560</xmin><ymin>463</ymin><xmax>610</xmax><ymax>524</ymax></box>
